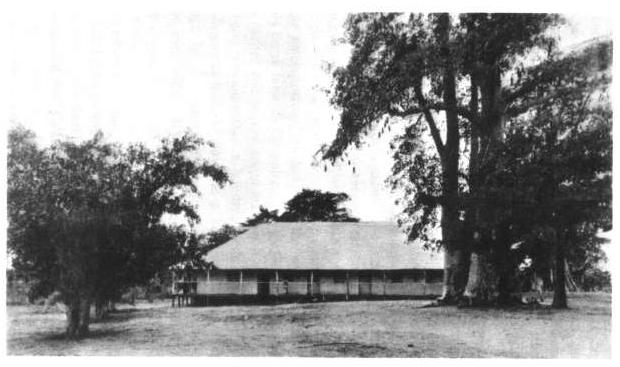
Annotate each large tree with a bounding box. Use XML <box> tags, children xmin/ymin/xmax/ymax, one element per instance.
<box><xmin>480</xmin><ymin>41</ymin><xmax>612</xmax><ymax>307</ymax></box>
<box><xmin>7</xmin><ymin>128</ymin><xmax>229</xmax><ymax>337</ymax></box>
<box><xmin>321</xmin><ymin>13</ymin><xmax>609</xmax><ymax>303</ymax></box>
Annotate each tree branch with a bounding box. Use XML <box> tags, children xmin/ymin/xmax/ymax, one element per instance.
<box><xmin>505</xmin><ymin>92</ymin><xmax>561</xmax><ymax>117</ymax></box>
<box><xmin>388</xmin><ymin>103</ymin><xmax>474</xmax><ymax>122</ymax></box>
<box><xmin>416</xmin><ymin>94</ymin><xmax>445</xmax><ymax>159</ymax></box>
<box><xmin>503</xmin><ymin>78</ymin><xmax>540</xmax><ymax>105</ymax></box>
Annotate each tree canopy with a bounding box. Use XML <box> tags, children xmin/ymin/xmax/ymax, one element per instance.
<box><xmin>479</xmin><ymin>42</ymin><xmax>612</xmax><ymax>305</ymax></box>
<box><xmin>7</xmin><ymin>128</ymin><xmax>230</xmax><ymax>337</ymax></box>
<box><xmin>242</xmin><ymin>189</ymin><xmax>359</xmax><ymax>225</ymax></box>
<box><xmin>241</xmin><ymin>206</ymin><xmax>280</xmax><ymax>227</ymax></box>
<box><xmin>279</xmin><ymin>189</ymin><xmax>359</xmax><ymax>222</ymax></box>
<box><xmin>321</xmin><ymin>13</ymin><xmax>611</xmax><ymax>306</ymax></box>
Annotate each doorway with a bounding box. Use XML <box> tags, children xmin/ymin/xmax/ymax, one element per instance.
<box><xmin>358</xmin><ymin>271</ymin><xmax>372</xmax><ymax>296</ymax></box>
<box><xmin>257</xmin><ymin>273</ymin><xmax>270</xmax><ymax>299</ymax></box>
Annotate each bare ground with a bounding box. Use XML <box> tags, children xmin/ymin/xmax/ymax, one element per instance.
<box><xmin>6</xmin><ymin>292</ymin><xmax>611</xmax><ymax>357</ymax></box>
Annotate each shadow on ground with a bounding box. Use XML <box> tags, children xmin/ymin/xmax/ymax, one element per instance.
<box><xmin>7</xmin><ymin>293</ymin><xmax>611</xmax><ymax>357</ymax></box>
<box><xmin>38</xmin><ymin>329</ymin><xmax>126</xmax><ymax>341</ymax></box>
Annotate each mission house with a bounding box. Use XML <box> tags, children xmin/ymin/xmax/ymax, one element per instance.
<box><xmin>173</xmin><ymin>221</ymin><xmax>444</xmax><ymax>305</ymax></box>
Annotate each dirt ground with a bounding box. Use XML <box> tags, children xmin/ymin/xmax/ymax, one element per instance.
<box><xmin>6</xmin><ymin>292</ymin><xmax>611</xmax><ymax>357</ymax></box>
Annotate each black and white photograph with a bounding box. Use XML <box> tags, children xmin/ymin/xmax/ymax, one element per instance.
<box><xmin>3</xmin><ymin>0</ymin><xmax>615</xmax><ymax>359</ymax></box>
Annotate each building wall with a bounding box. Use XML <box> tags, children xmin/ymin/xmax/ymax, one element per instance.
<box><xmin>267</xmin><ymin>272</ymin><xmax>357</xmax><ymax>296</ymax></box>
<box><xmin>422</xmin><ymin>282</ymin><xmax>442</xmax><ymax>295</ymax></box>
<box><xmin>384</xmin><ymin>282</ymin><xmax>425</xmax><ymax>296</ymax></box>
<box><xmin>316</xmin><ymin>274</ymin><xmax>348</xmax><ymax>295</ymax></box>
<box><xmin>348</xmin><ymin>275</ymin><xmax>360</xmax><ymax>296</ymax></box>
<box><xmin>196</xmin><ymin>270</ymin><xmax>257</xmax><ymax>295</ymax></box>
<box><xmin>273</xmin><ymin>272</ymin><xmax>308</xmax><ymax>295</ymax></box>
<box><xmin>196</xmin><ymin>269</ymin><xmax>442</xmax><ymax>297</ymax></box>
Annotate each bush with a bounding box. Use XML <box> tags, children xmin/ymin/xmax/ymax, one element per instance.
<box><xmin>582</xmin><ymin>268</ymin><xmax>611</xmax><ymax>292</ymax></box>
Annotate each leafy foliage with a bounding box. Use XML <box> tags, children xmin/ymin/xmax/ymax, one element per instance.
<box><xmin>480</xmin><ymin>43</ymin><xmax>612</xmax><ymax>301</ymax></box>
<box><xmin>323</xmin><ymin>13</ymin><xmax>563</xmax><ymax>245</ymax></box>
<box><xmin>279</xmin><ymin>189</ymin><xmax>359</xmax><ymax>222</ymax></box>
<box><xmin>242</xmin><ymin>206</ymin><xmax>280</xmax><ymax>227</ymax></box>
<box><xmin>171</xmin><ymin>225</ymin><xmax>245</xmax><ymax>286</ymax></box>
<box><xmin>322</xmin><ymin>13</ymin><xmax>611</xmax><ymax>304</ymax></box>
<box><xmin>581</xmin><ymin>268</ymin><xmax>611</xmax><ymax>292</ymax></box>
<box><xmin>242</xmin><ymin>189</ymin><xmax>359</xmax><ymax>225</ymax></box>
<box><xmin>7</xmin><ymin>128</ymin><xmax>229</xmax><ymax>336</ymax></box>
<box><xmin>205</xmin><ymin>225</ymin><xmax>246</xmax><ymax>252</ymax></box>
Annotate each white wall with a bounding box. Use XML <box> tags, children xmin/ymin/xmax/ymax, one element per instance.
<box><xmin>196</xmin><ymin>269</ymin><xmax>442</xmax><ymax>296</ymax></box>
<box><xmin>317</xmin><ymin>275</ymin><xmax>348</xmax><ymax>295</ymax></box>
<box><xmin>276</xmin><ymin>273</ymin><xmax>309</xmax><ymax>295</ymax></box>
<box><xmin>197</xmin><ymin>270</ymin><xmax>257</xmax><ymax>295</ymax></box>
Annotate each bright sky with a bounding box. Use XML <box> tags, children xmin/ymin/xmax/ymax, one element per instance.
<box><xmin>6</xmin><ymin>12</ymin><xmax>613</xmax><ymax>232</ymax></box>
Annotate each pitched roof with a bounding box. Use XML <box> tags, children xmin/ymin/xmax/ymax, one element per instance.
<box><xmin>205</xmin><ymin>222</ymin><xmax>443</xmax><ymax>270</ymax></box>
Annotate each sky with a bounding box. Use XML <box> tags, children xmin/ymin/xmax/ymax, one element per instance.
<box><xmin>6</xmin><ymin>12</ymin><xmax>613</xmax><ymax>233</ymax></box>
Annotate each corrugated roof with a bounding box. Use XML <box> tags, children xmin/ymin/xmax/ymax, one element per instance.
<box><xmin>205</xmin><ymin>222</ymin><xmax>443</xmax><ymax>270</ymax></box>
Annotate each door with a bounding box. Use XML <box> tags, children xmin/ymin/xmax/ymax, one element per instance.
<box><xmin>358</xmin><ymin>271</ymin><xmax>372</xmax><ymax>296</ymax></box>
<box><xmin>257</xmin><ymin>273</ymin><xmax>270</xmax><ymax>299</ymax></box>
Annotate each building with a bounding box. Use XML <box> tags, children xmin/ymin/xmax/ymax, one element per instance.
<box><xmin>173</xmin><ymin>221</ymin><xmax>444</xmax><ymax>305</ymax></box>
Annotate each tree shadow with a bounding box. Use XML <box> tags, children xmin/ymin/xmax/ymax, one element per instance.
<box><xmin>92</xmin><ymin>308</ymin><xmax>147</xmax><ymax>324</ymax></box>
<box><xmin>109</xmin><ymin>307</ymin><xmax>142</xmax><ymax>314</ymax></box>
<box><xmin>26</xmin><ymin>328</ymin><xmax>126</xmax><ymax>342</ymax></box>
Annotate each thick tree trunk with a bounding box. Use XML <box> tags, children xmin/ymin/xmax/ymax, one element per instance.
<box><xmin>78</xmin><ymin>298</ymin><xmax>91</xmax><ymax>336</ymax></box>
<box><xmin>439</xmin><ymin>228</ymin><xmax>468</xmax><ymax>302</ymax></box>
<box><xmin>463</xmin><ymin>253</ymin><xmax>482</xmax><ymax>300</ymax></box>
<box><xmin>95</xmin><ymin>297</ymin><xmax>108</xmax><ymax>320</ymax></box>
<box><xmin>436</xmin><ymin>13</ymin><xmax>468</xmax><ymax>304</ymax></box>
<box><xmin>552</xmin><ymin>240</ymin><xmax>568</xmax><ymax>309</ymax></box>
<box><xmin>65</xmin><ymin>298</ymin><xmax>81</xmax><ymax>338</ymax></box>
<box><xmin>64</xmin><ymin>295</ymin><xmax>91</xmax><ymax>338</ymax></box>
<box><xmin>496</xmin><ymin>235</ymin><xmax>521</xmax><ymax>305</ymax></box>
<box><xmin>461</xmin><ymin>66</ymin><xmax>509</xmax><ymax>305</ymax></box>
<box><xmin>463</xmin><ymin>251</ymin><xmax>498</xmax><ymax>305</ymax></box>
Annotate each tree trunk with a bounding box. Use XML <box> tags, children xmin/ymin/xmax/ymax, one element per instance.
<box><xmin>552</xmin><ymin>239</ymin><xmax>568</xmax><ymax>309</ymax></box>
<box><xmin>436</xmin><ymin>13</ymin><xmax>468</xmax><ymax>304</ymax></box>
<box><xmin>461</xmin><ymin>65</ymin><xmax>509</xmax><ymax>305</ymax></box>
<box><xmin>439</xmin><ymin>234</ymin><xmax>468</xmax><ymax>302</ymax></box>
<box><xmin>463</xmin><ymin>252</ymin><xmax>482</xmax><ymax>300</ymax></box>
<box><xmin>463</xmin><ymin>251</ymin><xmax>498</xmax><ymax>305</ymax></box>
<box><xmin>78</xmin><ymin>297</ymin><xmax>91</xmax><ymax>336</ymax></box>
<box><xmin>65</xmin><ymin>298</ymin><xmax>81</xmax><ymax>338</ymax></box>
<box><xmin>496</xmin><ymin>239</ymin><xmax>520</xmax><ymax>305</ymax></box>
<box><xmin>95</xmin><ymin>297</ymin><xmax>108</xmax><ymax>320</ymax></box>
<box><xmin>64</xmin><ymin>294</ymin><xmax>91</xmax><ymax>338</ymax></box>
<box><xmin>564</xmin><ymin>259</ymin><xmax>579</xmax><ymax>292</ymax></box>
